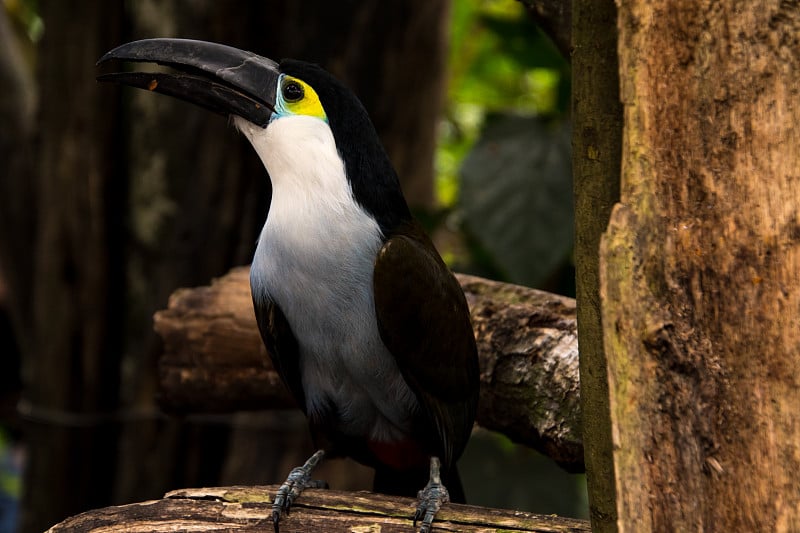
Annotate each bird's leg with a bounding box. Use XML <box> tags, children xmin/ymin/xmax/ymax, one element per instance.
<box><xmin>413</xmin><ymin>456</ymin><xmax>450</xmax><ymax>533</ymax></box>
<box><xmin>272</xmin><ymin>449</ymin><xmax>327</xmax><ymax>532</ymax></box>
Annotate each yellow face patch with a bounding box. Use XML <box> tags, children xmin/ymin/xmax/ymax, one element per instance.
<box><xmin>279</xmin><ymin>75</ymin><xmax>327</xmax><ymax>121</ymax></box>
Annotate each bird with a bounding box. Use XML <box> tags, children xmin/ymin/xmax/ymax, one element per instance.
<box><xmin>97</xmin><ymin>38</ymin><xmax>480</xmax><ymax>533</ymax></box>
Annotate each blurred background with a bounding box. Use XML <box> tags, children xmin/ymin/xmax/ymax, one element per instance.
<box><xmin>0</xmin><ymin>0</ymin><xmax>580</xmax><ymax>531</ymax></box>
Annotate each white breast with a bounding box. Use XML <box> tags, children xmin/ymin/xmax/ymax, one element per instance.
<box><xmin>235</xmin><ymin>115</ymin><xmax>418</xmax><ymax>441</ymax></box>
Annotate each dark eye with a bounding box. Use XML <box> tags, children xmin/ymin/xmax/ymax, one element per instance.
<box><xmin>282</xmin><ymin>80</ymin><xmax>304</xmax><ymax>102</ymax></box>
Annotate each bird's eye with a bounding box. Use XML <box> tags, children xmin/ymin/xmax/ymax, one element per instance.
<box><xmin>282</xmin><ymin>80</ymin><xmax>304</xmax><ymax>102</ymax></box>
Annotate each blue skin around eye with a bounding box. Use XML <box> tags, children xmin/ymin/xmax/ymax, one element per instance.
<box><xmin>271</xmin><ymin>74</ymin><xmax>291</xmax><ymax>121</ymax></box>
<box><xmin>271</xmin><ymin>74</ymin><xmax>328</xmax><ymax>124</ymax></box>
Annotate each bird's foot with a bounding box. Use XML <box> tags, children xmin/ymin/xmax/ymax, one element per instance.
<box><xmin>272</xmin><ymin>449</ymin><xmax>327</xmax><ymax>532</ymax></box>
<box><xmin>413</xmin><ymin>457</ymin><xmax>450</xmax><ymax>533</ymax></box>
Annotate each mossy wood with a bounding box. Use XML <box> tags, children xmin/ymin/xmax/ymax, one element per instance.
<box><xmin>602</xmin><ymin>0</ymin><xmax>800</xmax><ymax>530</ymax></box>
<box><xmin>571</xmin><ymin>0</ymin><xmax>622</xmax><ymax>531</ymax></box>
<box><xmin>48</xmin><ymin>485</ymin><xmax>591</xmax><ymax>532</ymax></box>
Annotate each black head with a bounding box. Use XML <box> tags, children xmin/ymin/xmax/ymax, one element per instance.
<box><xmin>278</xmin><ymin>60</ymin><xmax>411</xmax><ymax>234</ymax></box>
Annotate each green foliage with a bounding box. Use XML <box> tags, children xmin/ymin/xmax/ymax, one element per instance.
<box><xmin>460</xmin><ymin>114</ymin><xmax>572</xmax><ymax>288</ymax></box>
<box><xmin>443</xmin><ymin>6</ymin><xmax>581</xmax><ymax>498</ymax></box>
<box><xmin>0</xmin><ymin>429</ymin><xmax>20</xmax><ymax>499</ymax></box>
<box><xmin>438</xmin><ymin>0</ymin><xmax>570</xmax><ymax>206</ymax></box>
<box><xmin>4</xmin><ymin>0</ymin><xmax>44</xmax><ymax>42</ymax></box>
<box><xmin>439</xmin><ymin>0</ymin><xmax>572</xmax><ymax>291</ymax></box>
<box><xmin>460</xmin><ymin>429</ymin><xmax>588</xmax><ymax>518</ymax></box>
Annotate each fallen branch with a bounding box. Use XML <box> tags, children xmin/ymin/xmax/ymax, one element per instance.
<box><xmin>48</xmin><ymin>485</ymin><xmax>591</xmax><ymax>532</ymax></box>
<box><xmin>154</xmin><ymin>267</ymin><xmax>583</xmax><ymax>471</ymax></box>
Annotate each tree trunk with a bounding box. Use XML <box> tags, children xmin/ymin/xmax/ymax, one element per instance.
<box><xmin>0</xmin><ymin>4</ymin><xmax>35</xmax><ymax>432</ymax></box>
<box><xmin>0</xmin><ymin>6</ymin><xmax>36</xmax><ymax>349</ymax></box>
<box><xmin>20</xmin><ymin>2</ymin><xmax>125</xmax><ymax>532</ymax></box>
<box><xmin>602</xmin><ymin>1</ymin><xmax>800</xmax><ymax>530</ymax></box>
<box><xmin>571</xmin><ymin>0</ymin><xmax>621</xmax><ymax>531</ymax></box>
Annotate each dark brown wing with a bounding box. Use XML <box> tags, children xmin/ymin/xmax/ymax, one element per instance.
<box><xmin>372</xmin><ymin>222</ymin><xmax>479</xmax><ymax>469</ymax></box>
<box><xmin>252</xmin><ymin>297</ymin><xmax>306</xmax><ymax>413</ymax></box>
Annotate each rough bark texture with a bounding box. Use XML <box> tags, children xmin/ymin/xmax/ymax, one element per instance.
<box><xmin>47</xmin><ymin>485</ymin><xmax>591</xmax><ymax>532</ymax></box>
<box><xmin>602</xmin><ymin>1</ymin><xmax>800</xmax><ymax>531</ymax></box>
<box><xmin>154</xmin><ymin>267</ymin><xmax>584</xmax><ymax>471</ymax></box>
<box><xmin>461</xmin><ymin>274</ymin><xmax>582</xmax><ymax>471</ymax></box>
<box><xmin>571</xmin><ymin>0</ymin><xmax>621</xmax><ymax>530</ymax></box>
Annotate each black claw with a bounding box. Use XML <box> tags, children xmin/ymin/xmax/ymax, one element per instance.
<box><xmin>413</xmin><ymin>510</ymin><xmax>422</xmax><ymax>528</ymax></box>
<box><xmin>413</xmin><ymin>457</ymin><xmax>450</xmax><ymax>533</ymax></box>
<box><xmin>272</xmin><ymin>450</ymin><xmax>327</xmax><ymax>531</ymax></box>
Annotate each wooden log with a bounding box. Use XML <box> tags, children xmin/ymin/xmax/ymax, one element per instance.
<box><xmin>47</xmin><ymin>485</ymin><xmax>591</xmax><ymax>532</ymax></box>
<box><xmin>602</xmin><ymin>1</ymin><xmax>800</xmax><ymax>530</ymax></box>
<box><xmin>154</xmin><ymin>267</ymin><xmax>583</xmax><ymax>470</ymax></box>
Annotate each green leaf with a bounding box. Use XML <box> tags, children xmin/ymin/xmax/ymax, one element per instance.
<box><xmin>436</xmin><ymin>1</ymin><xmax>571</xmax><ymax>207</ymax></box>
<box><xmin>459</xmin><ymin>114</ymin><xmax>572</xmax><ymax>287</ymax></box>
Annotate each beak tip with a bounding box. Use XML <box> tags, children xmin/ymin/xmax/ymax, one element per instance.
<box><xmin>96</xmin><ymin>44</ymin><xmax>128</xmax><ymax>67</ymax></box>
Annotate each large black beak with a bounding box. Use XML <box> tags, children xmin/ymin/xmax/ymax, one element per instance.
<box><xmin>97</xmin><ymin>38</ymin><xmax>279</xmax><ymax>127</ymax></box>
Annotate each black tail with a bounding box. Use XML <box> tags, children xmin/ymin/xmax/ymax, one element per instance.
<box><xmin>373</xmin><ymin>464</ymin><xmax>466</xmax><ymax>504</ymax></box>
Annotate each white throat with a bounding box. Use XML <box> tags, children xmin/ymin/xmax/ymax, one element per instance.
<box><xmin>234</xmin><ymin>115</ymin><xmax>383</xmax><ymax>303</ymax></box>
<box><xmin>234</xmin><ymin>115</ymin><xmax>417</xmax><ymax>441</ymax></box>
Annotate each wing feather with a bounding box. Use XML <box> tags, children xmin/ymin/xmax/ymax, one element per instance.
<box><xmin>373</xmin><ymin>222</ymin><xmax>479</xmax><ymax>468</ymax></box>
<box><xmin>252</xmin><ymin>297</ymin><xmax>306</xmax><ymax>413</ymax></box>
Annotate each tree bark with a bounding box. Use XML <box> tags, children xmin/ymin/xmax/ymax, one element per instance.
<box><xmin>602</xmin><ymin>1</ymin><xmax>800</xmax><ymax>530</ymax></box>
<box><xmin>19</xmin><ymin>3</ymin><xmax>125</xmax><ymax>532</ymax></box>
<box><xmin>571</xmin><ymin>0</ymin><xmax>621</xmax><ymax>531</ymax></box>
<box><xmin>0</xmin><ymin>6</ymin><xmax>36</xmax><ymax>350</ymax></box>
<box><xmin>154</xmin><ymin>268</ymin><xmax>584</xmax><ymax>471</ymax></box>
<box><xmin>47</xmin><ymin>485</ymin><xmax>591</xmax><ymax>533</ymax></box>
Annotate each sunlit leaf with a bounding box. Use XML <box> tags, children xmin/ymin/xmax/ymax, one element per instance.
<box><xmin>436</xmin><ymin>1</ymin><xmax>570</xmax><ymax>208</ymax></box>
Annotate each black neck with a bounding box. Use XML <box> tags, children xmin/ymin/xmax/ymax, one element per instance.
<box><xmin>279</xmin><ymin>60</ymin><xmax>412</xmax><ymax>236</ymax></box>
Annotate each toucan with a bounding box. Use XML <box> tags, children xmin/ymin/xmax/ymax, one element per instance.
<box><xmin>97</xmin><ymin>38</ymin><xmax>480</xmax><ymax>533</ymax></box>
